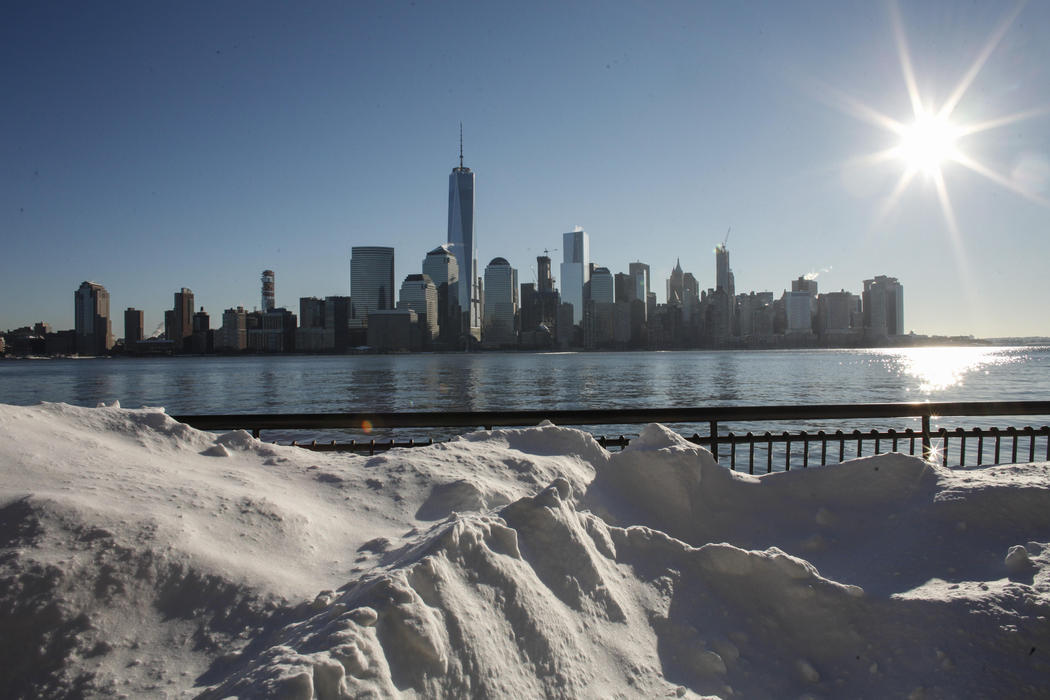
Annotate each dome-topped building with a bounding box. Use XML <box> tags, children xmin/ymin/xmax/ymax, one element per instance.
<box><xmin>482</xmin><ymin>257</ymin><xmax>518</xmax><ymax>347</ymax></box>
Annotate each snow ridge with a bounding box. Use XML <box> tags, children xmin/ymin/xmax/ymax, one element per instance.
<box><xmin>1</xmin><ymin>402</ymin><xmax>1049</xmax><ymax>698</ymax></box>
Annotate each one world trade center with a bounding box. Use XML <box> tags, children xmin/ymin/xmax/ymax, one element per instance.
<box><xmin>448</xmin><ymin>126</ymin><xmax>481</xmax><ymax>341</ymax></box>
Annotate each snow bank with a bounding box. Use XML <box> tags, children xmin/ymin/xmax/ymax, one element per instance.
<box><xmin>1</xmin><ymin>402</ymin><xmax>1049</xmax><ymax>698</ymax></box>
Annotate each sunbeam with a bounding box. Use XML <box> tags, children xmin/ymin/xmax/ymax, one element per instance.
<box><xmin>937</xmin><ymin>1</ymin><xmax>1025</xmax><ymax>120</ymax></box>
<box><xmin>953</xmin><ymin>152</ymin><xmax>1050</xmax><ymax>207</ymax></box>
<box><xmin>825</xmin><ymin>0</ymin><xmax>1048</xmax><ymax>241</ymax></box>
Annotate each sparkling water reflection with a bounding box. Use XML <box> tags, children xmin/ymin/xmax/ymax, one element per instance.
<box><xmin>1</xmin><ymin>347</ymin><xmax>1047</xmax><ymax>446</ymax></box>
<box><xmin>875</xmin><ymin>346</ymin><xmax>1014</xmax><ymax>393</ymax></box>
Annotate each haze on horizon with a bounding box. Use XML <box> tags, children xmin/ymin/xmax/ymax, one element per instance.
<box><xmin>2</xmin><ymin>0</ymin><xmax>1048</xmax><ymax>339</ymax></box>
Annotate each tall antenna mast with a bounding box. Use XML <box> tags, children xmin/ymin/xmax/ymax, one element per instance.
<box><xmin>459</xmin><ymin>122</ymin><xmax>464</xmax><ymax>168</ymax></box>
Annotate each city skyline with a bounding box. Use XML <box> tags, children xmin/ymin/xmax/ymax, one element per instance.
<box><xmin>2</xmin><ymin>1</ymin><xmax>1048</xmax><ymax>338</ymax></box>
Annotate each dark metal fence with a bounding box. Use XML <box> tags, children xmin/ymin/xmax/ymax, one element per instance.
<box><xmin>173</xmin><ymin>400</ymin><xmax>1050</xmax><ymax>471</ymax></box>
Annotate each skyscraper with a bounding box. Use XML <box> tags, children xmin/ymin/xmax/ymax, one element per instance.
<box><xmin>350</xmin><ymin>246</ymin><xmax>395</xmax><ymax>327</ymax></box>
<box><xmin>590</xmin><ymin>267</ymin><xmax>615</xmax><ymax>304</ymax></box>
<box><xmin>74</xmin><ymin>281</ymin><xmax>113</xmax><ymax>355</ymax></box>
<box><xmin>537</xmin><ymin>254</ymin><xmax>554</xmax><ymax>294</ymax></box>
<box><xmin>261</xmin><ymin>270</ymin><xmax>275</xmax><ymax>313</ymax></box>
<box><xmin>124</xmin><ymin>307</ymin><xmax>144</xmax><ymax>345</ymax></box>
<box><xmin>667</xmin><ymin>259</ymin><xmax>685</xmax><ymax>305</ymax></box>
<box><xmin>482</xmin><ymin>257</ymin><xmax>518</xmax><ymax>346</ymax></box>
<box><xmin>166</xmin><ymin>288</ymin><xmax>194</xmax><ymax>351</ymax></box>
<box><xmin>560</xmin><ymin>227</ymin><xmax>590</xmax><ymax>325</ymax></box>
<box><xmin>863</xmin><ymin>276</ymin><xmax>904</xmax><ymax>337</ymax></box>
<box><xmin>715</xmin><ymin>243</ymin><xmax>735</xmax><ymax>327</ymax></box>
<box><xmin>398</xmin><ymin>274</ymin><xmax>439</xmax><ymax>342</ymax></box>
<box><xmin>784</xmin><ymin>291</ymin><xmax>814</xmax><ymax>333</ymax></box>
<box><xmin>628</xmin><ymin>262</ymin><xmax>650</xmax><ymax>302</ymax></box>
<box><xmin>423</xmin><ymin>244</ymin><xmax>459</xmax><ymax>343</ymax></box>
<box><xmin>715</xmin><ymin>244</ymin><xmax>733</xmax><ymax>295</ymax></box>
<box><xmin>448</xmin><ymin>126</ymin><xmax>480</xmax><ymax>339</ymax></box>
<box><xmin>524</xmin><ymin>253</ymin><xmax>559</xmax><ymax>333</ymax></box>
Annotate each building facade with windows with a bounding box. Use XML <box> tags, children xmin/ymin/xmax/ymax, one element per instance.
<box><xmin>482</xmin><ymin>257</ymin><xmax>518</xmax><ymax>346</ymax></box>
<box><xmin>350</xmin><ymin>246</ymin><xmax>395</xmax><ymax>327</ymax></box>
<box><xmin>448</xmin><ymin>135</ymin><xmax>480</xmax><ymax>339</ymax></box>
<box><xmin>560</xmin><ymin>228</ymin><xmax>590</xmax><ymax>325</ymax></box>
<box><xmin>74</xmin><ymin>281</ymin><xmax>113</xmax><ymax>355</ymax></box>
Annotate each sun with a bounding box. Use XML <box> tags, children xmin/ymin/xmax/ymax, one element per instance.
<box><xmin>895</xmin><ymin>110</ymin><xmax>960</xmax><ymax>177</ymax></box>
<box><xmin>821</xmin><ymin>1</ymin><xmax>1048</xmax><ymax>238</ymax></box>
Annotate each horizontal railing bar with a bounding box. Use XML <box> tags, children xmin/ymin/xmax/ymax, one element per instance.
<box><xmin>173</xmin><ymin>401</ymin><xmax>1050</xmax><ymax>432</ymax></box>
<box><xmin>271</xmin><ymin>426</ymin><xmax>1050</xmax><ymax>457</ymax></box>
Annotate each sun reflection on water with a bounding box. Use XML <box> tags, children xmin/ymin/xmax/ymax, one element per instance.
<box><xmin>878</xmin><ymin>347</ymin><xmax>1013</xmax><ymax>393</ymax></box>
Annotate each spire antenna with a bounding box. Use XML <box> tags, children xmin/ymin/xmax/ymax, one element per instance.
<box><xmin>459</xmin><ymin>122</ymin><xmax>464</xmax><ymax>168</ymax></box>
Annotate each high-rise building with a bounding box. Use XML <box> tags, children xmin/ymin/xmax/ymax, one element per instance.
<box><xmin>350</xmin><ymin>246</ymin><xmax>395</xmax><ymax>327</ymax></box>
<box><xmin>627</xmin><ymin>261</ymin><xmax>651</xmax><ymax>331</ymax></box>
<box><xmin>737</xmin><ymin>292</ymin><xmax>774</xmax><ymax>337</ymax></box>
<box><xmin>165</xmin><ymin>288</ymin><xmax>194</xmax><ymax>351</ymax></box>
<box><xmin>299</xmin><ymin>297</ymin><xmax>325</xmax><ymax>329</ymax></box>
<box><xmin>124</xmin><ymin>308</ymin><xmax>144</xmax><ymax>345</ymax></box>
<box><xmin>219</xmin><ymin>307</ymin><xmax>248</xmax><ymax>351</ymax></box>
<box><xmin>74</xmin><ymin>281</ymin><xmax>113</xmax><ymax>355</ymax></box>
<box><xmin>537</xmin><ymin>254</ymin><xmax>554</xmax><ymax>294</ymax></box>
<box><xmin>560</xmin><ymin>227</ymin><xmax>590</xmax><ymax>325</ymax></box>
<box><xmin>482</xmin><ymin>257</ymin><xmax>518</xmax><ymax>346</ymax></box>
<box><xmin>399</xmin><ymin>273</ymin><xmax>439</xmax><ymax>341</ymax></box>
<box><xmin>783</xmin><ymin>291</ymin><xmax>814</xmax><ymax>333</ymax></box>
<box><xmin>292</xmin><ymin>296</ymin><xmax>352</xmax><ymax>352</ymax></box>
<box><xmin>248</xmin><ymin>307</ymin><xmax>297</xmax><ymax>352</ymax></box>
<box><xmin>261</xmin><ymin>270</ymin><xmax>275</xmax><ymax>313</ymax></box>
<box><xmin>863</xmin><ymin>276</ymin><xmax>904</xmax><ymax>337</ymax></box>
<box><xmin>628</xmin><ymin>262</ymin><xmax>650</xmax><ymax>301</ymax></box>
<box><xmin>521</xmin><ymin>254</ymin><xmax>559</xmax><ymax>334</ymax></box>
<box><xmin>190</xmin><ymin>307</ymin><xmax>211</xmax><ymax>353</ymax></box>
<box><xmin>816</xmin><ymin>290</ymin><xmax>857</xmax><ymax>335</ymax></box>
<box><xmin>715</xmin><ymin>244</ymin><xmax>735</xmax><ymax>327</ymax></box>
<box><xmin>296</xmin><ymin>297</ymin><xmax>327</xmax><ymax>352</ymax></box>
<box><xmin>788</xmin><ymin>276</ymin><xmax>818</xmax><ymax>334</ymax></box>
<box><xmin>590</xmin><ymin>267</ymin><xmax>615</xmax><ymax>304</ymax></box>
<box><xmin>667</xmin><ymin>259</ymin><xmax>685</xmax><ymax>305</ymax></box>
<box><xmin>792</xmin><ymin>276</ymin><xmax>818</xmax><ymax>296</ymax></box>
<box><xmin>715</xmin><ymin>244</ymin><xmax>732</xmax><ymax>294</ymax></box>
<box><xmin>448</xmin><ymin>127</ymin><xmax>480</xmax><ymax>339</ymax></box>
<box><xmin>423</xmin><ymin>244</ymin><xmax>459</xmax><ymax>342</ymax></box>
<box><xmin>323</xmin><ymin>296</ymin><xmax>352</xmax><ymax>352</ymax></box>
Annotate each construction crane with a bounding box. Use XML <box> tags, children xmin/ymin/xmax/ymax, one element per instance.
<box><xmin>722</xmin><ymin>227</ymin><xmax>731</xmax><ymax>249</ymax></box>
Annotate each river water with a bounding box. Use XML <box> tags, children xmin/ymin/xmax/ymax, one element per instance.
<box><xmin>2</xmin><ymin>347</ymin><xmax>1048</xmax><ymax>449</ymax></box>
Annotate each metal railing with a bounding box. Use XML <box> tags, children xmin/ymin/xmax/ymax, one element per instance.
<box><xmin>173</xmin><ymin>400</ymin><xmax>1050</xmax><ymax>471</ymax></box>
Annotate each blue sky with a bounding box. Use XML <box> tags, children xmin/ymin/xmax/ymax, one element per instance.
<box><xmin>2</xmin><ymin>0</ymin><xmax>1048</xmax><ymax>338</ymax></box>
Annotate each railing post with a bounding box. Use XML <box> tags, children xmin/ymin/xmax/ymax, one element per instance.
<box><xmin>921</xmin><ymin>414</ymin><xmax>931</xmax><ymax>461</ymax></box>
<box><xmin>709</xmin><ymin>420</ymin><xmax>719</xmax><ymax>463</ymax></box>
<box><xmin>748</xmin><ymin>433</ymin><xmax>755</xmax><ymax>475</ymax></box>
<box><xmin>765</xmin><ymin>431</ymin><xmax>773</xmax><ymax>473</ymax></box>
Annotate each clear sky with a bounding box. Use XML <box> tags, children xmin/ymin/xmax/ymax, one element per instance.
<box><xmin>2</xmin><ymin>0</ymin><xmax>1048</xmax><ymax>338</ymax></box>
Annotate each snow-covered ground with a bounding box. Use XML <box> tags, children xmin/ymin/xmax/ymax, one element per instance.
<box><xmin>1</xmin><ymin>402</ymin><xmax>1048</xmax><ymax>699</ymax></box>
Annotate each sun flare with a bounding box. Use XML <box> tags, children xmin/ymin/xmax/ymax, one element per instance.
<box><xmin>825</xmin><ymin>1</ymin><xmax>1048</xmax><ymax>240</ymax></box>
<box><xmin>895</xmin><ymin>110</ymin><xmax>960</xmax><ymax>176</ymax></box>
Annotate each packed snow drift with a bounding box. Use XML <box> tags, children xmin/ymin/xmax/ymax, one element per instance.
<box><xmin>1</xmin><ymin>402</ymin><xmax>1049</xmax><ymax>698</ymax></box>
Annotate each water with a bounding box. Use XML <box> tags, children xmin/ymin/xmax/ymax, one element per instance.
<box><xmin>2</xmin><ymin>347</ymin><xmax>1048</xmax><ymax>447</ymax></box>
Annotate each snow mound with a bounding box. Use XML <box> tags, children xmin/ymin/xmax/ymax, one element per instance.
<box><xmin>2</xmin><ymin>402</ymin><xmax>1050</xmax><ymax>698</ymax></box>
